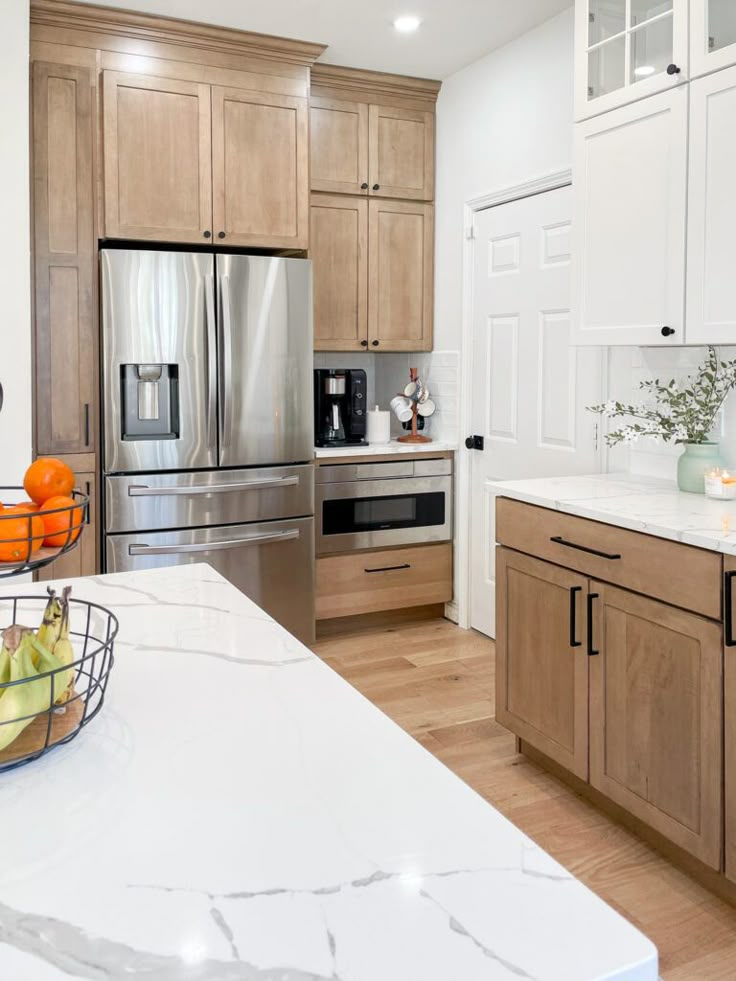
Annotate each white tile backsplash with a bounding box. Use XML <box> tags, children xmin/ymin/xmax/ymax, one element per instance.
<box><xmin>374</xmin><ymin>351</ymin><xmax>460</xmax><ymax>443</ymax></box>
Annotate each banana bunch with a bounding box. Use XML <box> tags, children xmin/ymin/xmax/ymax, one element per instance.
<box><xmin>0</xmin><ymin>587</ymin><xmax>75</xmax><ymax>753</ymax></box>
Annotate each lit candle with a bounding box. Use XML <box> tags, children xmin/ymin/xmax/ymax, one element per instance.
<box><xmin>705</xmin><ymin>468</ymin><xmax>725</xmax><ymax>498</ymax></box>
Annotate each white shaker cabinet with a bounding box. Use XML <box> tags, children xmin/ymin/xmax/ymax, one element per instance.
<box><xmin>690</xmin><ymin>0</ymin><xmax>736</xmax><ymax>78</ymax></box>
<box><xmin>686</xmin><ymin>66</ymin><xmax>736</xmax><ymax>345</ymax></box>
<box><xmin>575</xmin><ymin>0</ymin><xmax>688</xmax><ymax>121</ymax></box>
<box><xmin>572</xmin><ymin>87</ymin><xmax>688</xmax><ymax>346</ymax></box>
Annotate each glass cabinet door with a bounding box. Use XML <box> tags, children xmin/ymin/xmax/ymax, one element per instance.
<box><xmin>691</xmin><ymin>0</ymin><xmax>736</xmax><ymax>78</ymax></box>
<box><xmin>577</xmin><ymin>0</ymin><xmax>687</xmax><ymax>119</ymax></box>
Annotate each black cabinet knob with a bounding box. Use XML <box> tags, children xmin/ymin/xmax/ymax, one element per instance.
<box><xmin>360</xmin><ymin>182</ymin><xmax>369</xmax><ymax>190</ymax></box>
<box><xmin>372</xmin><ymin>184</ymin><xmax>380</xmax><ymax>191</ymax></box>
<box><xmin>661</xmin><ymin>326</ymin><xmax>676</xmax><ymax>337</ymax></box>
<box><xmin>371</xmin><ymin>339</ymin><xmax>379</xmax><ymax>346</ymax></box>
<box><xmin>217</xmin><ymin>231</ymin><xmax>226</xmax><ymax>239</ymax></box>
<box><xmin>360</xmin><ymin>339</ymin><xmax>368</xmax><ymax>347</ymax></box>
<box><xmin>203</xmin><ymin>230</ymin><xmax>211</xmax><ymax>238</ymax></box>
<box><xmin>667</xmin><ymin>63</ymin><xmax>681</xmax><ymax>75</ymax></box>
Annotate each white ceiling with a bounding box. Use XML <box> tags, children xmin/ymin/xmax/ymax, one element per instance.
<box><xmin>73</xmin><ymin>0</ymin><xmax>571</xmax><ymax>79</ymax></box>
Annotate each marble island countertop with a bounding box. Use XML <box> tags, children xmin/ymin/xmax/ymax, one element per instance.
<box><xmin>314</xmin><ymin>439</ymin><xmax>456</xmax><ymax>458</ymax></box>
<box><xmin>0</xmin><ymin>564</ymin><xmax>656</xmax><ymax>980</ymax></box>
<box><xmin>491</xmin><ymin>472</ymin><xmax>736</xmax><ymax>555</ymax></box>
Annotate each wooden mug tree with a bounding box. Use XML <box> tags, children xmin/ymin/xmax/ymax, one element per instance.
<box><xmin>398</xmin><ymin>367</ymin><xmax>432</xmax><ymax>444</ymax></box>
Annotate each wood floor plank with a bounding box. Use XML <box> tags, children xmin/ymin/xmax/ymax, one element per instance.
<box><xmin>312</xmin><ymin>615</ymin><xmax>736</xmax><ymax>979</ymax></box>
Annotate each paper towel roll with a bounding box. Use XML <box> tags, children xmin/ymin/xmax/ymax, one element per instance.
<box><xmin>367</xmin><ymin>406</ymin><xmax>391</xmax><ymax>445</ymax></box>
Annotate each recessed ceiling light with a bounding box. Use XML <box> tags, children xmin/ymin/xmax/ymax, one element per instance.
<box><xmin>393</xmin><ymin>15</ymin><xmax>422</xmax><ymax>33</ymax></box>
<box><xmin>634</xmin><ymin>65</ymin><xmax>656</xmax><ymax>77</ymax></box>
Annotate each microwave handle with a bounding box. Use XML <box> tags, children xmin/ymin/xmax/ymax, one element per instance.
<box><xmin>127</xmin><ymin>476</ymin><xmax>299</xmax><ymax>497</ymax></box>
<box><xmin>128</xmin><ymin>529</ymin><xmax>299</xmax><ymax>556</ymax></box>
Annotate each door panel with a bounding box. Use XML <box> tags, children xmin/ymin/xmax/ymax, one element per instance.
<box><xmin>217</xmin><ymin>255</ymin><xmax>313</xmax><ymax>468</ymax></box>
<box><xmin>368</xmin><ymin>105</ymin><xmax>434</xmax><ymax>200</ymax></box>
<box><xmin>496</xmin><ymin>548</ymin><xmax>589</xmax><ymax>779</ymax></box>
<box><xmin>312</xmin><ymin>194</ymin><xmax>368</xmax><ymax>351</ymax></box>
<box><xmin>310</xmin><ymin>97</ymin><xmax>369</xmax><ymax>194</ymax></box>
<box><xmin>589</xmin><ymin>581</ymin><xmax>722</xmax><ymax>868</ymax></box>
<box><xmin>211</xmin><ymin>87</ymin><xmax>308</xmax><ymax>249</ymax></box>
<box><xmin>102</xmin><ymin>72</ymin><xmax>212</xmax><ymax>242</ymax></box>
<box><xmin>686</xmin><ymin>66</ymin><xmax>736</xmax><ymax>344</ymax></box>
<box><xmin>470</xmin><ymin>187</ymin><xmax>603</xmax><ymax>637</ymax></box>
<box><xmin>368</xmin><ymin>200</ymin><xmax>433</xmax><ymax>351</ymax></box>
<box><xmin>572</xmin><ymin>87</ymin><xmax>688</xmax><ymax>345</ymax></box>
<box><xmin>33</xmin><ymin>62</ymin><xmax>96</xmax><ymax>457</ymax></box>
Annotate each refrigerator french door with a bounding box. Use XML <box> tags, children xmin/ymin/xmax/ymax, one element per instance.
<box><xmin>100</xmin><ymin>249</ymin><xmax>315</xmax><ymax>643</ymax></box>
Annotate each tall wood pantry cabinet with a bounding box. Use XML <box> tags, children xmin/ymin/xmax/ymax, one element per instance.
<box><xmin>309</xmin><ymin>65</ymin><xmax>440</xmax><ymax>352</ymax></box>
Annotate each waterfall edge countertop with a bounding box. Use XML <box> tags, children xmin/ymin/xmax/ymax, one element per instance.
<box><xmin>0</xmin><ymin>564</ymin><xmax>656</xmax><ymax>980</ymax></box>
<box><xmin>491</xmin><ymin>472</ymin><xmax>736</xmax><ymax>555</ymax></box>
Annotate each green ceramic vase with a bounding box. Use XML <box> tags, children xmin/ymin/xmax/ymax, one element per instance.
<box><xmin>677</xmin><ymin>441</ymin><xmax>723</xmax><ymax>494</ymax></box>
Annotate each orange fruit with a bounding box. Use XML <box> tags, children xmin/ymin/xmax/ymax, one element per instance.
<box><xmin>39</xmin><ymin>495</ymin><xmax>84</xmax><ymax>548</ymax></box>
<box><xmin>0</xmin><ymin>507</ymin><xmax>45</xmax><ymax>562</ymax></box>
<box><xmin>14</xmin><ymin>501</ymin><xmax>40</xmax><ymax>513</ymax></box>
<box><xmin>24</xmin><ymin>458</ymin><xmax>75</xmax><ymax>505</ymax></box>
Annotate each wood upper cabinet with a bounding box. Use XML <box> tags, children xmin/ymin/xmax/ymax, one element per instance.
<box><xmin>312</xmin><ymin>194</ymin><xmax>368</xmax><ymax>351</ymax></box>
<box><xmin>589</xmin><ymin>581</ymin><xmax>723</xmax><ymax>869</ymax></box>
<box><xmin>211</xmin><ymin>87</ymin><xmax>308</xmax><ymax>249</ymax></box>
<box><xmin>496</xmin><ymin>548</ymin><xmax>590</xmax><ymax>780</ymax></box>
<box><xmin>32</xmin><ymin>62</ymin><xmax>96</xmax><ymax>457</ymax></box>
<box><xmin>310</xmin><ymin>97</ymin><xmax>368</xmax><ymax>194</ymax></box>
<box><xmin>102</xmin><ymin>71</ymin><xmax>213</xmax><ymax>242</ymax></box>
<box><xmin>369</xmin><ymin>104</ymin><xmax>434</xmax><ymax>200</ymax></box>
<box><xmin>368</xmin><ymin>199</ymin><xmax>433</xmax><ymax>351</ymax></box>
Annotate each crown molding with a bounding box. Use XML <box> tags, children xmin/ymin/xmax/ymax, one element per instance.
<box><xmin>30</xmin><ymin>0</ymin><xmax>327</xmax><ymax>67</ymax></box>
<box><xmin>311</xmin><ymin>63</ymin><xmax>441</xmax><ymax>104</ymax></box>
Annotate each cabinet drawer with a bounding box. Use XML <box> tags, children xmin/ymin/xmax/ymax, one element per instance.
<box><xmin>496</xmin><ymin>498</ymin><xmax>721</xmax><ymax>620</ymax></box>
<box><xmin>316</xmin><ymin>543</ymin><xmax>452</xmax><ymax>619</ymax></box>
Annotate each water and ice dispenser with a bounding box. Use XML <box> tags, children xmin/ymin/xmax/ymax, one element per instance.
<box><xmin>120</xmin><ymin>364</ymin><xmax>179</xmax><ymax>441</ymax></box>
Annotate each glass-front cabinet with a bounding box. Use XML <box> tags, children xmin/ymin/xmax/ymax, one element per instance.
<box><xmin>575</xmin><ymin>0</ymin><xmax>688</xmax><ymax>119</ymax></box>
<box><xmin>691</xmin><ymin>0</ymin><xmax>736</xmax><ymax>77</ymax></box>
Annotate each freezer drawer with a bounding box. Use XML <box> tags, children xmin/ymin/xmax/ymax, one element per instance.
<box><xmin>105</xmin><ymin>465</ymin><xmax>314</xmax><ymax>534</ymax></box>
<box><xmin>106</xmin><ymin>516</ymin><xmax>315</xmax><ymax>644</ymax></box>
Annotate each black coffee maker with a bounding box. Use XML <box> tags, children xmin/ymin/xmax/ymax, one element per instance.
<box><xmin>314</xmin><ymin>369</ymin><xmax>367</xmax><ymax>447</ymax></box>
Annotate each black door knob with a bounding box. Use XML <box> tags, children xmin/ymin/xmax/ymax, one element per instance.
<box><xmin>360</xmin><ymin>182</ymin><xmax>369</xmax><ymax>190</ymax></box>
<box><xmin>360</xmin><ymin>339</ymin><xmax>368</xmax><ymax>347</ymax></box>
<box><xmin>203</xmin><ymin>230</ymin><xmax>211</xmax><ymax>238</ymax></box>
<box><xmin>217</xmin><ymin>231</ymin><xmax>226</xmax><ymax>239</ymax></box>
<box><xmin>465</xmin><ymin>437</ymin><xmax>475</xmax><ymax>449</ymax></box>
<box><xmin>371</xmin><ymin>340</ymin><xmax>379</xmax><ymax>346</ymax></box>
<box><xmin>661</xmin><ymin>326</ymin><xmax>676</xmax><ymax>337</ymax></box>
<box><xmin>666</xmin><ymin>63</ymin><xmax>681</xmax><ymax>75</ymax></box>
<box><xmin>372</xmin><ymin>184</ymin><xmax>380</xmax><ymax>191</ymax></box>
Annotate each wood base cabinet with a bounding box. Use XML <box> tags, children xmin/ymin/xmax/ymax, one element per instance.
<box><xmin>725</xmin><ymin>557</ymin><xmax>736</xmax><ymax>882</ymax></box>
<box><xmin>37</xmin><ymin>469</ymin><xmax>98</xmax><ymax>580</ymax></box>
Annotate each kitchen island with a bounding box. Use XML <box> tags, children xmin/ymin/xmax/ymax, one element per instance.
<box><xmin>0</xmin><ymin>564</ymin><xmax>657</xmax><ymax>980</ymax></box>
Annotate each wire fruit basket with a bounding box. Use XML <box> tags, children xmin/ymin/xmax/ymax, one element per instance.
<box><xmin>0</xmin><ymin>595</ymin><xmax>118</xmax><ymax>772</ymax></box>
<box><xmin>0</xmin><ymin>488</ymin><xmax>88</xmax><ymax>578</ymax></box>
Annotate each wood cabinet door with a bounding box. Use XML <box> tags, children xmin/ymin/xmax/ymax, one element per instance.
<box><xmin>102</xmin><ymin>71</ymin><xmax>212</xmax><ymax>243</ymax></box>
<box><xmin>686</xmin><ymin>65</ymin><xmax>736</xmax><ymax>345</ymax></box>
<box><xmin>312</xmin><ymin>194</ymin><xmax>368</xmax><ymax>351</ymax></box>
<box><xmin>32</xmin><ymin>62</ymin><xmax>96</xmax><ymax>457</ymax></box>
<box><xmin>368</xmin><ymin>200</ymin><xmax>433</xmax><ymax>351</ymax></box>
<box><xmin>310</xmin><ymin>97</ymin><xmax>368</xmax><ymax>194</ymax></box>
<box><xmin>725</xmin><ymin>557</ymin><xmax>736</xmax><ymax>881</ymax></box>
<box><xmin>571</xmin><ymin>86</ymin><xmax>688</xmax><ymax>346</ymax></box>
<box><xmin>589</xmin><ymin>582</ymin><xmax>722</xmax><ymax>869</ymax></box>
<box><xmin>496</xmin><ymin>548</ymin><xmax>589</xmax><ymax>780</ymax></box>
<box><xmin>368</xmin><ymin>104</ymin><xmax>434</xmax><ymax>201</ymax></box>
<box><xmin>38</xmin><ymin>470</ymin><xmax>98</xmax><ymax>581</ymax></box>
<box><xmin>212</xmin><ymin>87</ymin><xmax>308</xmax><ymax>249</ymax></box>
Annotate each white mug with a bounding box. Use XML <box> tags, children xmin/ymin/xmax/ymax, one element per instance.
<box><xmin>390</xmin><ymin>395</ymin><xmax>413</xmax><ymax>423</ymax></box>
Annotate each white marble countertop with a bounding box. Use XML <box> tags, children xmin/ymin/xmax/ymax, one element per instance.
<box><xmin>0</xmin><ymin>564</ymin><xmax>656</xmax><ymax>980</ymax></box>
<box><xmin>314</xmin><ymin>439</ymin><xmax>456</xmax><ymax>458</ymax></box>
<box><xmin>491</xmin><ymin>472</ymin><xmax>736</xmax><ymax>555</ymax></box>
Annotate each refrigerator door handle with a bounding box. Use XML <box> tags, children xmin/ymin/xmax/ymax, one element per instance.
<box><xmin>219</xmin><ymin>274</ymin><xmax>234</xmax><ymax>449</ymax></box>
<box><xmin>204</xmin><ymin>273</ymin><xmax>217</xmax><ymax>450</ymax></box>
<box><xmin>127</xmin><ymin>476</ymin><xmax>300</xmax><ymax>497</ymax></box>
<box><xmin>128</xmin><ymin>529</ymin><xmax>300</xmax><ymax>556</ymax></box>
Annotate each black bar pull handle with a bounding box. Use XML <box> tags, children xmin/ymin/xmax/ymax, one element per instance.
<box><xmin>550</xmin><ymin>536</ymin><xmax>621</xmax><ymax>561</ymax></box>
<box><xmin>365</xmin><ymin>563</ymin><xmax>411</xmax><ymax>574</ymax></box>
<box><xmin>569</xmin><ymin>586</ymin><xmax>582</xmax><ymax>648</ymax></box>
<box><xmin>725</xmin><ymin>571</ymin><xmax>736</xmax><ymax>647</ymax></box>
<box><xmin>83</xmin><ymin>402</ymin><xmax>90</xmax><ymax>446</ymax></box>
<box><xmin>587</xmin><ymin>592</ymin><xmax>600</xmax><ymax>656</ymax></box>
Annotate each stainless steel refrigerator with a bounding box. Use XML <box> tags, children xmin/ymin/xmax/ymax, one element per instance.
<box><xmin>101</xmin><ymin>249</ymin><xmax>315</xmax><ymax>643</ymax></box>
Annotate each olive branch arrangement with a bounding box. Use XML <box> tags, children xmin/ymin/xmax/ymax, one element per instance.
<box><xmin>588</xmin><ymin>347</ymin><xmax>736</xmax><ymax>447</ymax></box>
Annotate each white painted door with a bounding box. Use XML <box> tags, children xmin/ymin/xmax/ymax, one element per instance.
<box><xmin>571</xmin><ymin>86</ymin><xmax>688</xmax><ymax>346</ymax></box>
<box><xmin>469</xmin><ymin>186</ymin><xmax>603</xmax><ymax>637</ymax></box>
<box><xmin>686</xmin><ymin>65</ymin><xmax>736</xmax><ymax>345</ymax></box>
<box><xmin>691</xmin><ymin>0</ymin><xmax>736</xmax><ymax>78</ymax></box>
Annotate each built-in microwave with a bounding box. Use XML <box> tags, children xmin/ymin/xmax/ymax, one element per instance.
<box><xmin>315</xmin><ymin>458</ymin><xmax>453</xmax><ymax>554</ymax></box>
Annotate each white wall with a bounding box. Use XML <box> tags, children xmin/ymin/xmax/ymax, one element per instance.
<box><xmin>434</xmin><ymin>6</ymin><xmax>575</xmax><ymax>353</ymax></box>
<box><xmin>0</xmin><ymin>0</ymin><xmax>32</xmax><ymax>483</ymax></box>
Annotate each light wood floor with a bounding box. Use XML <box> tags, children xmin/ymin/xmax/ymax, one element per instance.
<box><xmin>313</xmin><ymin>615</ymin><xmax>736</xmax><ymax>980</ymax></box>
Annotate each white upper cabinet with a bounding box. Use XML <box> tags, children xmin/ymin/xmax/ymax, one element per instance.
<box><xmin>575</xmin><ymin>0</ymin><xmax>689</xmax><ymax>120</ymax></box>
<box><xmin>691</xmin><ymin>0</ymin><xmax>736</xmax><ymax>78</ymax></box>
<box><xmin>572</xmin><ymin>87</ymin><xmax>688</xmax><ymax>346</ymax></box>
<box><xmin>686</xmin><ymin>66</ymin><xmax>736</xmax><ymax>344</ymax></box>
